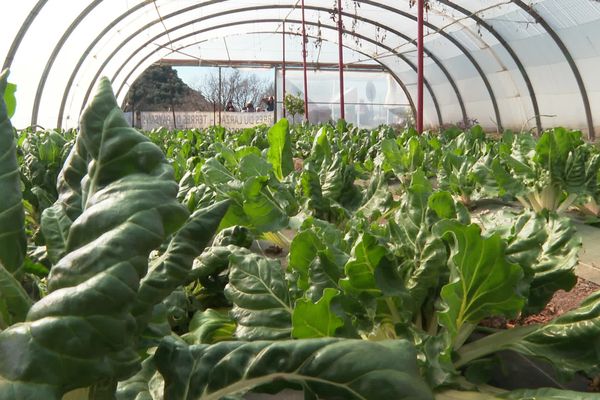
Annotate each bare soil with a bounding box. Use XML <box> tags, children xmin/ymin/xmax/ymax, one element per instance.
<box><xmin>517</xmin><ymin>277</ymin><xmax>599</xmax><ymax>325</ymax></box>
<box><xmin>481</xmin><ymin>277</ymin><xmax>600</xmax><ymax>329</ymax></box>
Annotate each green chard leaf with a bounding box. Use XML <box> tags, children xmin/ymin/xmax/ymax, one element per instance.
<box><xmin>434</xmin><ymin>221</ymin><xmax>525</xmax><ymax>339</ymax></box>
<box><xmin>292</xmin><ymin>288</ymin><xmax>344</xmax><ymax>338</ymax></box>
<box><xmin>0</xmin><ymin>78</ymin><xmax>189</xmax><ymax>398</ymax></box>
<box><xmin>133</xmin><ymin>200</ymin><xmax>230</xmax><ymax>329</ymax></box>
<box><xmin>267</xmin><ymin>118</ymin><xmax>293</xmax><ymax>180</ymax></box>
<box><xmin>340</xmin><ymin>233</ymin><xmax>390</xmax><ymax>297</ymax></box>
<box><xmin>242</xmin><ymin>176</ymin><xmax>289</xmax><ymax>232</ymax></box>
<box><xmin>183</xmin><ymin>309</ymin><xmax>236</xmax><ymax>345</ymax></box>
<box><xmin>115</xmin><ymin>356</ymin><xmax>161</xmax><ymax>400</ymax></box>
<box><xmin>0</xmin><ymin>69</ymin><xmax>26</xmax><ymax>273</ymax></box>
<box><xmin>481</xmin><ymin>210</ymin><xmax>580</xmax><ymax>314</ymax></box>
<box><xmin>506</xmin><ymin>290</ymin><xmax>600</xmax><ymax>377</ymax></box>
<box><xmin>1</xmin><ymin>73</ymin><xmax>16</xmax><ymax>119</ymax></box>
<box><xmin>225</xmin><ymin>249</ymin><xmax>292</xmax><ymax>340</ymax></box>
<box><xmin>0</xmin><ymin>261</ymin><xmax>31</xmax><ymax>326</ymax></box>
<box><xmin>41</xmin><ymin>135</ymin><xmax>88</xmax><ymax>263</ymax></box>
<box><xmin>500</xmin><ymin>388</ymin><xmax>600</xmax><ymax>399</ymax></box>
<box><xmin>153</xmin><ymin>336</ymin><xmax>434</xmax><ymax>400</ymax></box>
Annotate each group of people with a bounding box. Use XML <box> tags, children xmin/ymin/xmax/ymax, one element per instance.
<box><xmin>224</xmin><ymin>96</ymin><xmax>275</xmax><ymax>112</ymax></box>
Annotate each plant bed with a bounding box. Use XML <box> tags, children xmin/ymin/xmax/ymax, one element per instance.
<box><xmin>4</xmin><ymin>71</ymin><xmax>600</xmax><ymax>399</ymax></box>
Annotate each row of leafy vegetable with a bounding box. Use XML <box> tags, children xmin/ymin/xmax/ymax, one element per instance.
<box><xmin>1</xmin><ymin>69</ymin><xmax>599</xmax><ymax>400</ymax></box>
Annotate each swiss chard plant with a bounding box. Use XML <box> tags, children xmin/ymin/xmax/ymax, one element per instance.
<box><xmin>0</xmin><ymin>74</ymin><xmax>437</xmax><ymax>400</ymax></box>
<box><xmin>494</xmin><ymin>128</ymin><xmax>600</xmax><ymax>213</ymax></box>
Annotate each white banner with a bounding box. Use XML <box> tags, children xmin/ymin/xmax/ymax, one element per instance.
<box><xmin>138</xmin><ymin>111</ymin><xmax>274</xmax><ymax>130</ymax></box>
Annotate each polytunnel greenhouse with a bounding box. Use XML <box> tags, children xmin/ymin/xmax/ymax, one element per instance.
<box><xmin>1</xmin><ymin>1</ymin><xmax>600</xmax><ymax>399</ymax></box>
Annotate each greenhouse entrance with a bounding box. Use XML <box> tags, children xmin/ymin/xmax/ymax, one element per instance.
<box><xmin>127</xmin><ymin>59</ymin><xmax>412</xmax><ymax>130</ymax></box>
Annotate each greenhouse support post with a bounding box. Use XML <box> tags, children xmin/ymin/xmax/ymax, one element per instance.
<box><xmin>218</xmin><ymin>66</ymin><xmax>222</xmax><ymax>125</ymax></box>
<box><xmin>301</xmin><ymin>0</ymin><xmax>309</xmax><ymax>122</ymax></box>
<box><xmin>282</xmin><ymin>20</ymin><xmax>286</xmax><ymax>118</ymax></box>
<box><xmin>417</xmin><ymin>0</ymin><xmax>424</xmax><ymax>133</ymax></box>
<box><xmin>338</xmin><ymin>0</ymin><xmax>345</xmax><ymax>120</ymax></box>
<box><xmin>274</xmin><ymin>67</ymin><xmax>278</xmax><ymax>123</ymax></box>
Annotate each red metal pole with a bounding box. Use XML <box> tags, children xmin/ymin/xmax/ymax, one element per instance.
<box><xmin>337</xmin><ymin>0</ymin><xmax>345</xmax><ymax>120</ymax></box>
<box><xmin>282</xmin><ymin>20</ymin><xmax>287</xmax><ymax>118</ymax></box>
<box><xmin>301</xmin><ymin>0</ymin><xmax>309</xmax><ymax>122</ymax></box>
<box><xmin>417</xmin><ymin>0</ymin><xmax>424</xmax><ymax>133</ymax></box>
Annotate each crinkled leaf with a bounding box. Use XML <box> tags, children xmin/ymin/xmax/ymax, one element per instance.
<box><xmin>481</xmin><ymin>210</ymin><xmax>580</xmax><ymax>314</ymax></box>
<box><xmin>288</xmin><ymin>230</ymin><xmax>323</xmax><ymax>291</ymax></box>
<box><xmin>0</xmin><ymin>69</ymin><xmax>26</xmax><ymax>272</ymax></box>
<box><xmin>154</xmin><ymin>336</ymin><xmax>434</xmax><ymax>400</ymax></box>
<box><xmin>189</xmin><ymin>246</ymin><xmax>234</xmax><ymax>283</ymax></box>
<box><xmin>0</xmin><ymin>262</ymin><xmax>31</xmax><ymax>325</ymax></box>
<box><xmin>115</xmin><ymin>356</ymin><xmax>161</xmax><ymax>400</ymax></box>
<box><xmin>39</xmin><ymin>204</ymin><xmax>72</xmax><ymax>264</ymax></box>
<box><xmin>506</xmin><ymin>290</ymin><xmax>600</xmax><ymax>377</ymax></box>
<box><xmin>306</xmin><ymin>248</ymin><xmax>346</xmax><ymax>302</ymax></box>
<box><xmin>300</xmin><ymin>165</ymin><xmax>330</xmax><ymax>218</ymax></box>
<box><xmin>357</xmin><ymin>169</ymin><xmax>393</xmax><ymax>219</ymax></box>
<box><xmin>292</xmin><ymin>288</ymin><xmax>343</xmax><ymax>338</ymax></box>
<box><xmin>0</xmin><ymin>78</ymin><xmax>188</xmax><ymax>398</ymax></box>
<box><xmin>225</xmin><ymin>249</ymin><xmax>292</xmax><ymax>340</ymax></box>
<box><xmin>458</xmin><ymin>292</ymin><xmax>600</xmax><ymax>382</ymax></box>
<box><xmin>201</xmin><ymin>157</ymin><xmax>241</xmax><ymax>194</ymax></box>
<box><xmin>212</xmin><ymin>225</ymin><xmax>253</xmax><ymax>248</ymax></box>
<box><xmin>134</xmin><ymin>200</ymin><xmax>230</xmax><ymax>327</ymax></box>
<box><xmin>434</xmin><ymin>221</ymin><xmax>525</xmax><ymax>338</ymax></box>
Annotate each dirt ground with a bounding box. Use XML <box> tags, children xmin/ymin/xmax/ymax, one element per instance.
<box><xmin>481</xmin><ymin>277</ymin><xmax>600</xmax><ymax>329</ymax></box>
<box><xmin>516</xmin><ymin>277</ymin><xmax>600</xmax><ymax>325</ymax></box>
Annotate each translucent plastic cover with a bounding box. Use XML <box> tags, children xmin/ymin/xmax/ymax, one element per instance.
<box><xmin>3</xmin><ymin>0</ymin><xmax>599</xmax><ymax>136</ymax></box>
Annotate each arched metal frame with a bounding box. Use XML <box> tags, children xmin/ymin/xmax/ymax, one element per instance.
<box><xmin>19</xmin><ymin>0</ymin><xmax>513</xmax><ymax>131</ymax></box>
<box><xmin>114</xmin><ymin>23</ymin><xmax>438</xmax><ymax>125</ymax></box>
<box><xmin>4</xmin><ymin>0</ymin><xmax>594</xmax><ymax>138</ymax></box>
<box><xmin>512</xmin><ymin>0</ymin><xmax>595</xmax><ymax>139</ymax></box>
<box><xmin>53</xmin><ymin>0</ymin><xmax>468</xmax><ymax>128</ymax></box>
<box><xmin>30</xmin><ymin>0</ymin><xmax>103</xmax><ymax>126</ymax></box>
<box><xmin>357</xmin><ymin>0</ymin><xmax>501</xmax><ymax>130</ymax></box>
<box><xmin>159</xmin><ymin>30</ymin><xmax>421</xmax><ymax>124</ymax></box>
<box><xmin>2</xmin><ymin>0</ymin><xmax>48</xmax><ymax>71</ymax></box>
<box><xmin>72</xmin><ymin>0</ymin><xmax>515</xmax><ymax>132</ymax></box>
<box><xmin>61</xmin><ymin>1</ymin><xmax>484</xmax><ymax>129</ymax></box>
<box><xmin>435</xmin><ymin>0</ymin><xmax>542</xmax><ymax>134</ymax></box>
<box><xmin>55</xmin><ymin>0</ymin><xmax>154</xmax><ymax>128</ymax></box>
<box><xmin>75</xmin><ymin>3</ymin><xmax>464</xmax><ymax>126</ymax></box>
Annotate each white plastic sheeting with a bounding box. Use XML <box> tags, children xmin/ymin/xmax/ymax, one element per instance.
<box><xmin>275</xmin><ymin>69</ymin><xmax>412</xmax><ymax>128</ymax></box>
<box><xmin>3</xmin><ymin>0</ymin><xmax>600</xmax><ymax>136</ymax></box>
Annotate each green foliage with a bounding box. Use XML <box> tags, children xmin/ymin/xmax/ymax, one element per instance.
<box><xmin>150</xmin><ymin>337</ymin><xmax>433</xmax><ymax>400</ymax></box>
<box><xmin>434</xmin><ymin>221</ymin><xmax>525</xmax><ymax>339</ymax></box>
<box><xmin>225</xmin><ymin>248</ymin><xmax>292</xmax><ymax>340</ymax></box>
<box><xmin>5</xmin><ymin>75</ymin><xmax>600</xmax><ymax>400</ymax></box>
<box><xmin>266</xmin><ymin>118</ymin><xmax>293</xmax><ymax>180</ymax></box>
<box><xmin>284</xmin><ymin>92</ymin><xmax>305</xmax><ymax>122</ymax></box>
<box><xmin>0</xmin><ymin>69</ymin><xmax>26</xmax><ymax>273</ymax></box>
<box><xmin>1</xmin><ymin>70</ymin><xmax>16</xmax><ymax>119</ymax></box>
<box><xmin>292</xmin><ymin>288</ymin><xmax>344</xmax><ymax>338</ymax></box>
